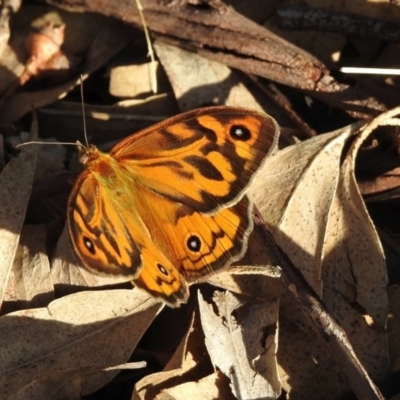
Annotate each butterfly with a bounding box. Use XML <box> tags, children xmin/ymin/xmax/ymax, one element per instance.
<box><xmin>67</xmin><ymin>106</ymin><xmax>279</xmax><ymax>306</ymax></box>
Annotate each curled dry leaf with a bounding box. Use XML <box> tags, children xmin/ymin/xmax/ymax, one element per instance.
<box><xmin>0</xmin><ymin>289</ymin><xmax>162</xmax><ymax>398</ymax></box>
<box><xmin>135</xmin><ymin>307</ymin><xmax>212</xmax><ymax>399</ymax></box>
<box><xmin>198</xmin><ymin>290</ymin><xmax>280</xmax><ymax>399</ymax></box>
<box><xmin>0</xmin><ymin>119</ymin><xmax>38</xmax><ymax>308</ymax></box>
<box><xmin>248</xmin><ymin>119</ymin><xmax>389</xmax><ymax>388</ymax></box>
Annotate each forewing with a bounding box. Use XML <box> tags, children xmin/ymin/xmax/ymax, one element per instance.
<box><xmin>111</xmin><ymin>106</ymin><xmax>278</xmax><ymax>212</ymax></box>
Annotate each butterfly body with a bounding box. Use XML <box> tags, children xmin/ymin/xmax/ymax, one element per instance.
<box><xmin>68</xmin><ymin>106</ymin><xmax>279</xmax><ymax>306</ymax></box>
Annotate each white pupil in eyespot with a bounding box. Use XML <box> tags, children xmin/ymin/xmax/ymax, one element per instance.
<box><xmin>187</xmin><ymin>235</ymin><xmax>201</xmax><ymax>251</ymax></box>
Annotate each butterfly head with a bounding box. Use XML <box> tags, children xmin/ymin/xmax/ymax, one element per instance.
<box><xmin>76</xmin><ymin>142</ymin><xmax>102</xmax><ymax>167</ymax></box>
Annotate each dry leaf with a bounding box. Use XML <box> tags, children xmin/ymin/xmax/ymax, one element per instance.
<box><xmin>9</xmin><ymin>362</ymin><xmax>146</xmax><ymax>400</ymax></box>
<box><xmin>9</xmin><ymin>365</ymin><xmax>105</xmax><ymax>400</ymax></box>
<box><xmin>198</xmin><ymin>290</ymin><xmax>280</xmax><ymax>399</ymax></box>
<box><xmin>249</xmin><ymin>120</ymin><xmax>389</xmax><ymax>389</ymax></box>
<box><xmin>250</xmin><ymin>124</ymin><xmax>361</xmax><ymax>293</ymax></box>
<box><xmin>154</xmin><ymin>41</ymin><xmax>283</xmax><ymax>116</ymax></box>
<box><xmin>0</xmin><ymin>120</ymin><xmax>38</xmax><ymax>307</ymax></box>
<box><xmin>0</xmin><ymin>289</ymin><xmax>162</xmax><ymax>398</ymax></box>
<box><xmin>11</xmin><ymin>224</ymin><xmax>54</xmax><ymax>309</ymax></box>
<box><xmin>109</xmin><ymin>61</ymin><xmax>171</xmax><ymax>98</ymax></box>
<box><xmin>277</xmin><ymin>296</ymin><xmax>347</xmax><ymax>398</ymax></box>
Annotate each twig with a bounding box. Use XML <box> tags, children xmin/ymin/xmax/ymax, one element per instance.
<box><xmin>135</xmin><ymin>0</ymin><xmax>157</xmax><ymax>93</ymax></box>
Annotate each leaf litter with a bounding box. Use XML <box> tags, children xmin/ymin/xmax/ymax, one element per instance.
<box><xmin>0</xmin><ymin>1</ymin><xmax>400</xmax><ymax>400</ymax></box>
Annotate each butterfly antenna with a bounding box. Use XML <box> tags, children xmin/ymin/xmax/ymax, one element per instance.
<box><xmin>80</xmin><ymin>75</ymin><xmax>89</xmax><ymax>147</ymax></box>
<box><xmin>17</xmin><ymin>141</ymin><xmax>83</xmax><ymax>148</ymax></box>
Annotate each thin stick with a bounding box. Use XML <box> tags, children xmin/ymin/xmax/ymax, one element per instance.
<box><xmin>135</xmin><ymin>0</ymin><xmax>157</xmax><ymax>93</ymax></box>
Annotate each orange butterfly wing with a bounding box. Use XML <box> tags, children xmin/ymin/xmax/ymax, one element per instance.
<box><xmin>110</xmin><ymin>106</ymin><xmax>278</xmax><ymax>212</ymax></box>
<box><xmin>133</xmin><ymin>192</ymin><xmax>253</xmax><ymax>304</ymax></box>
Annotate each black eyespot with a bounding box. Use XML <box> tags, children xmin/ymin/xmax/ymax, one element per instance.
<box><xmin>83</xmin><ymin>237</ymin><xmax>95</xmax><ymax>255</ymax></box>
<box><xmin>157</xmin><ymin>263</ymin><xmax>168</xmax><ymax>276</ymax></box>
<box><xmin>230</xmin><ymin>124</ymin><xmax>251</xmax><ymax>141</ymax></box>
<box><xmin>187</xmin><ymin>235</ymin><xmax>201</xmax><ymax>252</ymax></box>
